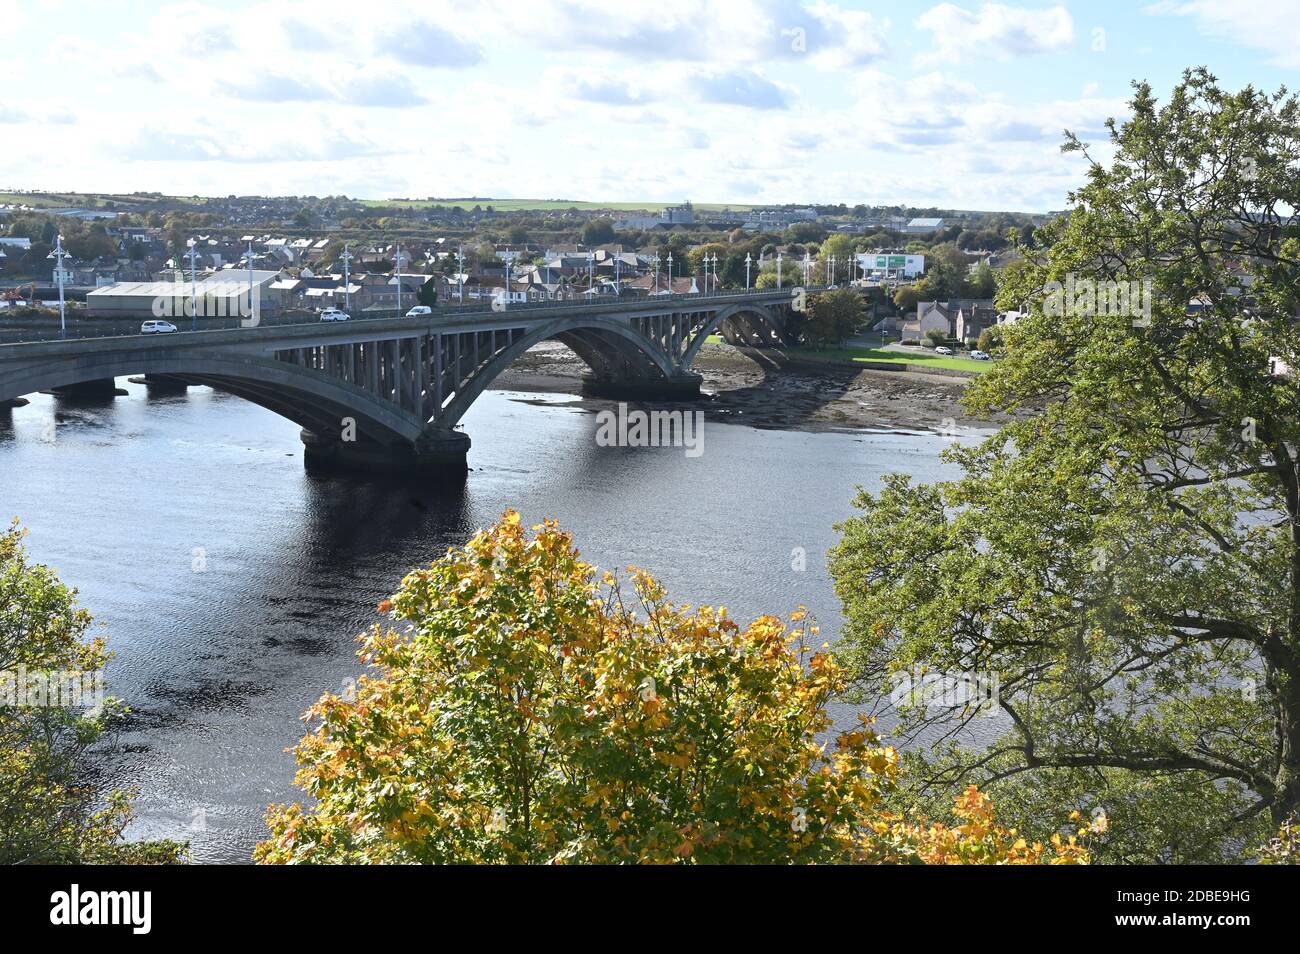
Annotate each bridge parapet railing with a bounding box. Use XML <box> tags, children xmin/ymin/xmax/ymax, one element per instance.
<box><xmin>0</xmin><ymin>285</ymin><xmax>834</xmax><ymax>347</ymax></box>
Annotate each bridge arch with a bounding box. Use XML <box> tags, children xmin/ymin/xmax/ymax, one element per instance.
<box><xmin>434</xmin><ymin>315</ymin><xmax>678</xmax><ymax>428</ymax></box>
<box><xmin>678</xmin><ymin>301</ymin><xmax>787</xmax><ymax>369</ymax></box>
<box><xmin>0</xmin><ymin>350</ymin><xmax>425</xmax><ymax>445</ymax></box>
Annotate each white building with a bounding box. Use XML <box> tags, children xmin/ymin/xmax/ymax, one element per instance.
<box><xmin>904</xmin><ymin>217</ymin><xmax>945</xmax><ymax>234</ymax></box>
<box><xmin>858</xmin><ymin>252</ymin><xmax>925</xmax><ymax>279</ymax></box>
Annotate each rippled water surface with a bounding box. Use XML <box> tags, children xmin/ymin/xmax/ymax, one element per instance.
<box><xmin>0</xmin><ymin>378</ymin><xmax>974</xmax><ymax>862</ymax></box>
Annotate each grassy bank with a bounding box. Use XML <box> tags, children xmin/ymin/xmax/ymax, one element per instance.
<box><xmin>791</xmin><ymin>345</ymin><xmax>993</xmax><ymax>373</ymax></box>
<box><xmin>704</xmin><ymin>336</ymin><xmax>993</xmax><ymax>374</ymax></box>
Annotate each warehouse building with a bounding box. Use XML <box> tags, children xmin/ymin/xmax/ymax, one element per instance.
<box><xmin>86</xmin><ymin>271</ymin><xmax>282</xmax><ymax>319</ymax></box>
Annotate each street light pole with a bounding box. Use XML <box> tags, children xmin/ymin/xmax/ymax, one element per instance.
<box><xmin>667</xmin><ymin>252</ymin><xmax>673</xmax><ymax>293</ymax></box>
<box><xmin>745</xmin><ymin>252</ymin><xmax>752</xmax><ymax>290</ymax></box>
<box><xmin>246</xmin><ymin>240</ymin><xmax>255</xmax><ymax>320</ymax></box>
<box><xmin>396</xmin><ymin>242</ymin><xmax>403</xmax><ymax>314</ymax></box>
<box><xmin>187</xmin><ymin>237</ymin><xmax>198</xmax><ymax>330</ymax></box>
<box><xmin>340</xmin><ymin>242</ymin><xmax>353</xmax><ymax>312</ymax></box>
<box><xmin>776</xmin><ymin>250</ymin><xmax>783</xmax><ymax>290</ymax></box>
<box><xmin>48</xmin><ymin>234</ymin><xmax>69</xmax><ymax>339</ymax></box>
<box><xmin>456</xmin><ymin>245</ymin><xmax>465</xmax><ymax>304</ymax></box>
<box><xmin>653</xmin><ymin>254</ymin><xmax>660</xmax><ymax>294</ymax></box>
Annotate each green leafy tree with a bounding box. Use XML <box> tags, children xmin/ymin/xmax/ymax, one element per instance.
<box><xmin>755</xmin><ymin>257</ymin><xmax>801</xmax><ymax>288</ymax></box>
<box><xmin>918</xmin><ymin>243</ymin><xmax>970</xmax><ymax>300</ymax></box>
<box><xmin>967</xmin><ymin>260</ymin><xmax>997</xmax><ymax>299</ymax></box>
<box><xmin>803</xmin><ymin>288</ymin><xmax>867</xmax><ymax>347</ymax></box>
<box><xmin>0</xmin><ymin>522</ymin><xmax>185</xmax><ymax>864</ymax></box>
<box><xmin>975</xmin><ymin>324</ymin><xmax>1005</xmax><ymax>354</ymax></box>
<box><xmin>820</xmin><ymin>234</ymin><xmax>858</xmax><ymax>283</ymax></box>
<box><xmin>829</xmin><ymin>69</ymin><xmax>1300</xmax><ymax>863</ymax></box>
<box><xmin>893</xmin><ymin>285</ymin><xmax>921</xmax><ymax>312</ymax></box>
<box><xmin>417</xmin><ymin>277</ymin><xmax>439</xmax><ymax>308</ymax></box>
<box><xmin>580</xmin><ymin>218</ymin><xmax>616</xmax><ymax>246</ymax></box>
<box><xmin>257</xmin><ymin>514</ymin><xmax>1089</xmax><ymax>865</ymax></box>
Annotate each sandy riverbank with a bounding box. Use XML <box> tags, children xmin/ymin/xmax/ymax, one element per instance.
<box><xmin>490</xmin><ymin>340</ymin><xmax>1016</xmax><ymax>435</ymax></box>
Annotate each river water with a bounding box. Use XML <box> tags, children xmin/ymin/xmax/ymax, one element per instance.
<box><xmin>0</xmin><ymin>374</ymin><xmax>979</xmax><ymax>863</ymax></box>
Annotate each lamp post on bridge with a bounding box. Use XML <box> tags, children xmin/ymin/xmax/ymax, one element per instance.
<box><xmin>745</xmin><ymin>252</ymin><xmax>752</xmax><ymax>290</ymax></box>
<box><xmin>47</xmin><ymin>234</ymin><xmax>69</xmax><ymax>339</ymax></box>
<box><xmin>456</xmin><ymin>245</ymin><xmax>465</xmax><ymax>304</ymax></box>
<box><xmin>803</xmin><ymin>249</ymin><xmax>812</xmax><ymax>286</ymax></box>
<box><xmin>587</xmin><ymin>251</ymin><xmax>594</xmax><ymax>295</ymax></box>
<box><xmin>666</xmin><ymin>252</ymin><xmax>673</xmax><ymax>294</ymax></box>
<box><xmin>340</xmin><ymin>242</ymin><xmax>353</xmax><ymax>312</ymax></box>
<box><xmin>776</xmin><ymin>250</ymin><xmax>782</xmax><ymax>290</ymax></box>
<box><xmin>652</xmin><ymin>253</ymin><xmax>660</xmax><ymax>294</ymax></box>
<box><xmin>186</xmin><ymin>237</ymin><xmax>198</xmax><ymax>330</ymax></box>
<box><xmin>245</xmin><ymin>240</ymin><xmax>255</xmax><ymax>321</ymax></box>
<box><xmin>396</xmin><ymin>242</ymin><xmax>403</xmax><ymax>314</ymax></box>
<box><xmin>707</xmin><ymin>252</ymin><xmax>718</xmax><ymax>293</ymax></box>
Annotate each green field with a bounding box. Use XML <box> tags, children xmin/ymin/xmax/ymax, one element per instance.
<box><xmin>704</xmin><ymin>336</ymin><xmax>992</xmax><ymax>373</ymax></box>
<box><xmin>792</xmin><ymin>344</ymin><xmax>992</xmax><ymax>372</ymax></box>
<box><xmin>357</xmin><ymin>198</ymin><xmax>755</xmax><ymax>213</ymax></box>
<box><xmin>0</xmin><ymin>192</ymin><xmax>76</xmax><ymax>208</ymax></box>
<box><xmin>0</xmin><ymin>191</ymin><xmax>203</xmax><ymax>210</ymax></box>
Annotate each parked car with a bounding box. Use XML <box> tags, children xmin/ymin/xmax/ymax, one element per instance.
<box><xmin>141</xmin><ymin>320</ymin><xmax>177</xmax><ymax>334</ymax></box>
<box><xmin>320</xmin><ymin>308</ymin><xmax>350</xmax><ymax>322</ymax></box>
<box><xmin>934</xmin><ymin>345</ymin><xmax>954</xmax><ymax>355</ymax></box>
<box><xmin>969</xmin><ymin>349</ymin><xmax>991</xmax><ymax>361</ymax></box>
<box><xmin>406</xmin><ymin>305</ymin><xmax>433</xmax><ymax>317</ymax></box>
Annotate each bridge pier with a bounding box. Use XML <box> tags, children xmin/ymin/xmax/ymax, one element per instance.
<box><xmin>580</xmin><ymin>372</ymin><xmax>703</xmax><ymax>401</ymax></box>
<box><xmin>128</xmin><ymin>374</ymin><xmax>192</xmax><ymax>391</ymax></box>
<box><xmin>300</xmin><ymin>428</ymin><xmax>470</xmax><ymax>479</ymax></box>
<box><xmin>44</xmin><ymin>377</ymin><xmax>128</xmax><ymax>398</ymax></box>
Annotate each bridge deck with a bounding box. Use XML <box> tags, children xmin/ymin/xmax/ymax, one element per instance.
<box><xmin>0</xmin><ymin>288</ymin><xmax>820</xmax><ymax>350</ymax></box>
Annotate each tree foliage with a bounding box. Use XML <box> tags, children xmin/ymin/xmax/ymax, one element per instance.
<box><xmin>830</xmin><ymin>69</ymin><xmax>1300</xmax><ymax>863</ymax></box>
<box><xmin>804</xmin><ymin>288</ymin><xmax>868</xmax><ymax>347</ymax></box>
<box><xmin>257</xmin><ymin>514</ymin><xmax>1088</xmax><ymax>865</ymax></box>
<box><xmin>0</xmin><ymin>522</ymin><xmax>185</xmax><ymax>864</ymax></box>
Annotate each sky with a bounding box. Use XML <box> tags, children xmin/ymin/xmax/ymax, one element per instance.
<box><xmin>3</xmin><ymin>0</ymin><xmax>1299</xmax><ymax>212</ymax></box>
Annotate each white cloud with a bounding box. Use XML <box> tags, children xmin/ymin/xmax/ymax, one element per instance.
<box><xmin>114</xmin><ymin>121</ymin><xmax>394</xmax><ymax>164</ymax></box>
<box><xmin>1145</xmin><ymin>0</ymin><xmax>1300</xmax><ymax>68</ymax></box>
<box><xmin>335</xmin><ymin>67</ymin><xmax>430</xmax><ymax>107</ymax></box>
<box><xmin>546</xmin><ymin>68</ymin><xmax>654</xmax><ymax>106</ymax></box>
<box><xmin>224</xmin><ymin>72</ymin><xmax>333</xmax><ymax>103</ymax></box>
<box><xmin>371</xmin><ymin>19</ymin><xmax>483</xmax><ymax>68</ymax></box>
<box><xmin>692</xmin><ymin>69</ymin><xmax>791</xmax><ymax>110</ymax></box>
<box><xmin>515</xmin><ymin>0</ymin><xmax>887</xmax><ymax>71</ymax></box>
<box><xmin>915</xmin><ymin>2</ymin><xmax>1074</xmax><ymax>63</ymax></box>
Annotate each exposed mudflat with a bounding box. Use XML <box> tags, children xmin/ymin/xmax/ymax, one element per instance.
<box><xmin>492</xmin><ymin>340</ymin><xmax>1011</xmax><ymax>436</ymax></box>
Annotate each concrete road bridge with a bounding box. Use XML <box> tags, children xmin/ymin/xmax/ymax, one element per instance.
<box><xmin>0</xmin><ymin>288</ymin><xmax>814</xmax><ymax>475</ymax></box>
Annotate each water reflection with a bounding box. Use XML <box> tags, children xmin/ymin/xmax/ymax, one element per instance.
<box><xmin>0</xmin><ymin>379</ymin><xmax>972</xmax><ymax>862</ymax></box>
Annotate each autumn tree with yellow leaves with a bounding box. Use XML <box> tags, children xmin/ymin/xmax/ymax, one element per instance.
<box><xmin>257</xmin><ymin>513</ymin><xmax>1090</xmax><ymax>865</ymax></box>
